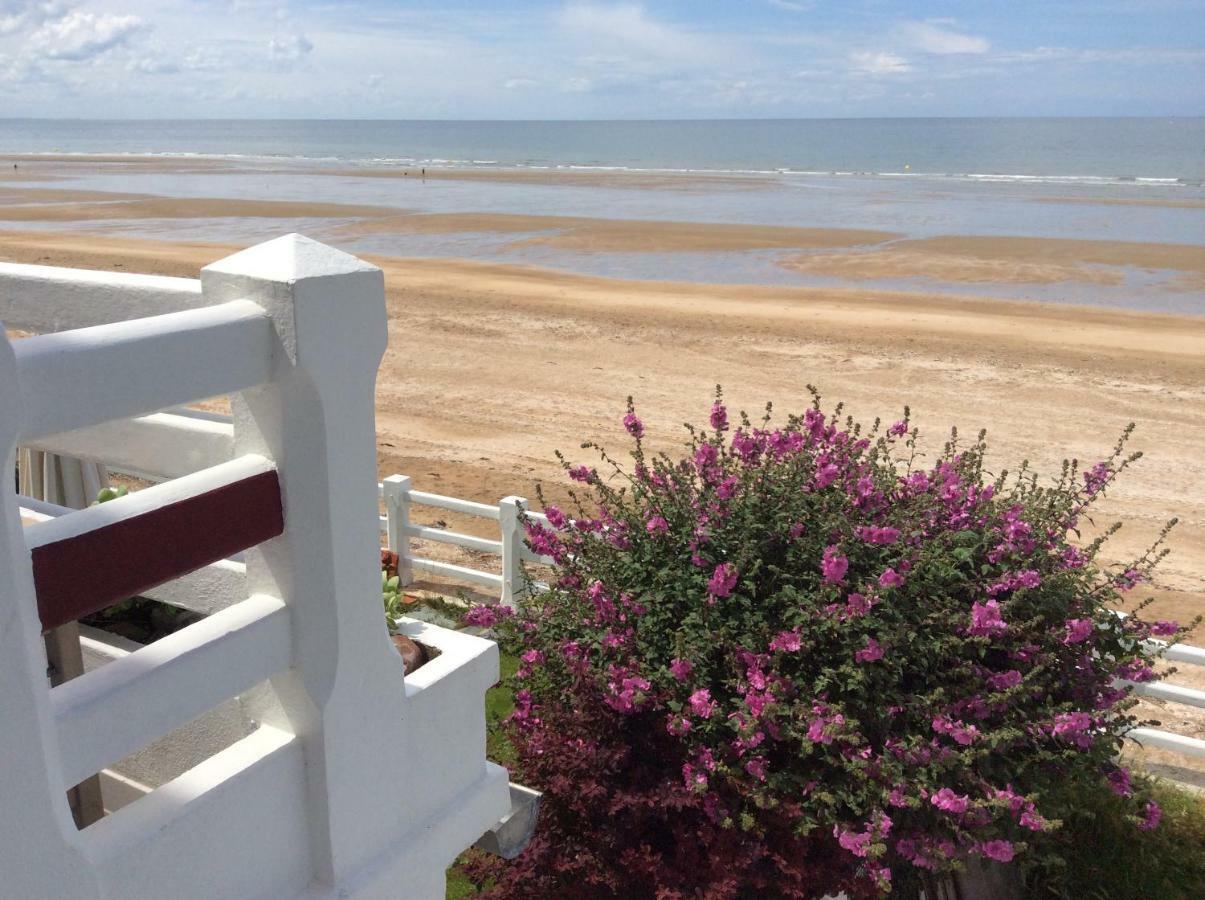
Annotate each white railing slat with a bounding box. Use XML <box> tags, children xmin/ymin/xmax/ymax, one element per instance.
<box><xmin>404</xmin><ymin>524</ymin><xmax>503</xmax><ymax>556</ymax></box>
<box><xmin>26</xmin><ymin>412</ymin><xmax>235</xmax><ymax>482</ymax></box>
<box><xmin>52</xmin><ymin>594</ymin><xmax>291</xmax><ymax>787</ymax></box>
<box><xmin>1127</xmin><ymin>726</ymin><xmax>1205</xmax><ymax>758</ymax></box>
<box><xmin>0</xmin><ymin>263</ymin><xmax>203</xmax><ymax>334</ymax></box>
<box><xmin>1128</xmin><ymin>680</ymin><xmax>1205</xmax><ymax>710</ymax></box>
<box><xmin>410</xmin><ymin>557</ymin><xmax>505</xmax><ymax>590</ymax></box>
<box><xmin>14</xmin><ymin>300</ymin><xmax>272</xmax><ymax>442</ymax></box>
<box><xmin>408</xmin><ymin>490</ymin><xmax>501</xmax><ymax>521</ymax></box>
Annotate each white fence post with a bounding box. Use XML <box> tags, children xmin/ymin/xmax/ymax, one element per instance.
<box><xmin>201</xmin><ymin>234</ymin><xmax>423</xmax><ymax>887</ymax></box>
<box><xmin>381</xmin><ymin>474</ymin><xmax>413</xmax><ymax>586</ymax></box>
<box><xmin>499</xmin><ymin>495</ymin><xmax>527</xmax><ymax>607</ymax></box>
<box><xmin>0</xmin><ymin>329</ymin><xmax>98</xmax><ymax>898</ymax></box>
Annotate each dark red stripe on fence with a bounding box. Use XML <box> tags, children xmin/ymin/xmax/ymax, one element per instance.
<box><xmin>32</xmin><ymin>470</ymin><xmax>283</xmax><ymax>633</ymax></box>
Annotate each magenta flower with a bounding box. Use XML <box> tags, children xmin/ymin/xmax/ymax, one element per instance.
<box><xmin>710</xmin><ymin>402</ymin><xmax>729</xmax><ymax>432</ymax></box>
<box><xmin>769</xmin><ymin>630</ymin><xmax>802</xmax><ymax>653</ymax></box>
<box><xmin>975</xmin><ymin>840</ymin><xmax>1015</xmax><ymax>863</ymax></box>
<box><xmin>1150</xmin><ymin>620</ymin><xmax>1180</xmax><ymax>637</ymax></box>
<box><xmin>645</xmin><ymin>515</ymin><xmax>669</xmax><ymax>534</ymax></box>
<box><xmin>814</xmin><ymin>463</ymin><xmax>840</xmax><ymax>489</ymax></box>
<box><xmin>623</xmin><ymin>412</ymin><xmax>644</xmax><ymax>439</ymax></box>
<box><xmin>986</xmin><ymin>670</ymin><xmax>1023</xmax><ymax>691</ymax></box>
<box><xmin>744</xmin><ymin>758</ymin><xmax>767</xmax><ymax>781</ymax></box>
<box><xmin>568</xmin><ymin>464</ymin><xmax>595</xmax><ymax>483</ymax></box>
<box><xmin>835</xmin><ymin>827</ymin><xmax>871</xmax><ymax>858</ymax></box>
<box><xmin>1063</xmin><ymin>618</ymin><xmax>1094</xmax><ymax>644</ymax></box>
<box><xmin>1084</xmin><ymin>461</ymin><xmax>1111</xmax><ymax>495</ymax></box>
<box><xmin>969</xmin><ymin>600</ymin><xmax>1008</xmax><ymax>636</ymax></box>
<box><xmin>878</xmin><ymin>568</ymin><xmax>905</xmax><ymax>589</ymax></box>
<box><xmin>1138</xmin><ymin>800</ymin><xmax>1162</xmax><ymax>830</ymax></box>
<box><xmin>821</xmin><ymin>545</ymin><xmax>849</xmax><ymax>585</ymax></box>
<box><xmin>669</xmin><ymin>658</ymin><xmax>693</xmax><ymax>681</ymax></box>
<box><xmin>666</xmin><ymin>715</ymin><xmax>692</xmax><ymax>736</ymax></box>
<box><xmin>463</xmin><ymin>605</ymin><xmax>512</xmax><ymax>628</ymax></box>
<box><xmin>930</xmin><ymin>788</ymin><xmax>970</xmax><ymax>814</ymax></box>
<box><xmin>708</xmin><ymin>562</ymin><xmax>739</xmax><ymax>598</ymax></box>
<box><xmin>689</xmin><ymin>688</ymin><xmax>717</xmax><ymax>719</ymax></box>
<box><xmin>888</xmin><ymin>420</ymin><xmax>908</xmax><ymax>437</ymax></box>
<box><xmin>855</xmin><ymin>638</ymin><xmax>884</xmax><ymax>663</ymax></box>
<box><xmin>1107</xmin><ymin>767</ymin><xmax>1133</xmax><ymax>797</ymax></box>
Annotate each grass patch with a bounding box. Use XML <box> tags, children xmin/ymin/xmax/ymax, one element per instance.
<box><xmin>446</xmin><ymin>651</ymin><xmax>518</xmax><ymax>895</ymax></box>
<box><xmin>1023</xmin><ymin>776</ymin><xmax>1205</xmax><ymax>898</ymax></box>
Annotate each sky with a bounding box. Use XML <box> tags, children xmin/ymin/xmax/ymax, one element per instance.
<box><xmin>0</xmin><ymin>1</ymin><xmax>1202</xmax><ymax>118</ymax></box>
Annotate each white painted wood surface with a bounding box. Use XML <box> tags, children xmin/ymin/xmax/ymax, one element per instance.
<box><xmin>0</xmin><ymin>235</ymin><xmax>511</xmax><ymax>900</ymax></box>
<box><xmin>53</xmin><ymin>595</ymin><xmax>292</xmax><ymax>788</ymax></box>
<box><xmin>14</xmin><ymin>300</ymin><xmax>272</xmax><ymax>441</ymax></box>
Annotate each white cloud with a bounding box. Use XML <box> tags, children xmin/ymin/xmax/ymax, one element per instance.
<box><xmin>850</xmin><ymin>51</ymin><xmax>911</xmax><ymax>74</ymax></box>
<box><xmin>902</xmin><ymin>21</ymin><xmax>989</xmax><ymax>55</ymax></box>
<box><xmin>556</xmin><ymin>2</ymin><xmax>712</xmax><ymax>64</ymax></box>
<box><xmin>0</xmin><ymin>1</ymin><xmax>66</xmax><ymax>36</ymax></box>
<box><xmin>29</xmin><ymin>10</ymin><xmax>144</xmax><ymax>61</ymax></box>
<box><xmin>268</xmin><ymin>33</ymin><xmax>312</xmax><ymax>62</ymax></box>
<box><xmin>767</xmin><ymin>0</ymin><xmax>812</xmax><ymax>10</ymax></box>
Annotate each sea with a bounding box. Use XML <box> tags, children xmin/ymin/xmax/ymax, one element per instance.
<box><xmin>1</xmin><ymin>118</ymin><xmax>1203</xmax><ymax>312</ymax></box>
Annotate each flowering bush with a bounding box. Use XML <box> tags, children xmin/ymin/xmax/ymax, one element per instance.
<box><xmin>468</xmin><ymin>390</ymin><xmax>1193</xmax><ymax>898</ymax></box>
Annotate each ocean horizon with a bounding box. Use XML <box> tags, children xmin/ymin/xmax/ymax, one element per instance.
<box><xmin>2</xmin><ymin>117</ymin><xmax>1204</xmax><ymax>186</ymax></box>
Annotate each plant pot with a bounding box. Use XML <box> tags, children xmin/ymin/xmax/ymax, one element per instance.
<box><xmin>392</xmin><ymin>632</ymin><xmax>431</xmax><ymax>674</ymax></box>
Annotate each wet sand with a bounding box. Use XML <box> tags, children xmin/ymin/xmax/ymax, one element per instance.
<box><xmin>781</xmin><ymin>235</ymin><xmax>1205</xmax><ymax>285</ymax></box>
<box><xmin>0</xmin><ymin>226</ymin><xmax>1201</xmax><ymax>641</ymax></box>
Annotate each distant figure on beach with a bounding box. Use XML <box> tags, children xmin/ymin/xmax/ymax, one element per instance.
<box><xmin>422</xmin><ymin>168</ymin><xmax>426</xmax><ymax>178</ymax></box>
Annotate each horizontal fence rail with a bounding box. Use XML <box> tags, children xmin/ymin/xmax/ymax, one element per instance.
<box><xmin>0</xmin><ymin>262</ymin><xmax>203</xmax><ymax>334</ymax></box>
<box><xmin>14</xmin><ymin>300</ymin><xmax>273</xmax><ymax>442</ymax></box>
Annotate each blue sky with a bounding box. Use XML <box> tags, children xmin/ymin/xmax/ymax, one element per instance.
<box><xmin>1</xmin><ymin>1</ymin><xmax>1202</xmax><ymax>117</ymax></box>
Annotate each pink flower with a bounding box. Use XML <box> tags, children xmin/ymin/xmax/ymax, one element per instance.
<box><xmin>1138</xmin><ymin>800</ymin><xmax>1162</xmax><ymax>831</ymax></box>
<box><xmin>1150</xmin><ymin>620</ymin><xmax>1180</xmax><ymax>637</ymax></box>
<box><xmin>645</xmin><ymin>515</ymin><xmax>669</xmax><ymax>534</ymax></box>
<box><xmin>855</xmin><ymin>638</ymin><xmax>884</xmax><ymax>663</ymax></box>
<box><xmin>1051</xmin><ymin>711</ymin><xmax>1094</xmax><ymax>748</ymax></box>
<box><xmin>930</xmin><ymin>788</ymin><xmax>970</xmax><ymax>814</ymax></box>
<box><xmin>568</xmin><ymin>465</ymin><xmax>595</xmax><ymax>483</ymax></box>
<box><xmin>835</xmin><ymin>827</ymin><xmax>871</xmax><ymax>858</ymax></box>
<box><xmin>969</xmin><ymin>600</ymin><xmax>1008</xmax><ymax>636</ymax></box>
<box><xmin>888</xmin><ymin>420</ymin><xmax>908</xmax><ymax>437</ymax></box>
<box><xmin>987</xmin><ymin>670</ymin><xmax>1023</xmax><ymax>691</ymax></box>
<box><xmin>689</xmin><ymin>688</ymin><xmax>717</xmax><ymax>719</ymax></box>
<box><xmin>878</xmin><ymin>568</ymin><xmax>904</xmax><ymax>589</ymax></box>
<box><xmin>666</xmin><ymin>715</ymin><xmax>692</xmax><ymax>736</ymax></box>
<box><xmin>769</xmin><ymin>630</ymin><xmax>802</xmax><ymax>653</ymax></box>
<box><xmin>856</xmin><ymin>526</ymin><xmax>901</xmax><ymax>545</ymax></box>
<box><xmin>744</xmin><ymin>758</ymin><xmax>767</xmax><ymax>781</ymax></box>
<box><xmin>710</xmin><ymin>402</ymin><xmax>729</xmax><ymax>431</ymax></box>
<box><xmin>463</xmin><ymin>605</ymin><xmax>512</xmax><ymax>628</ymax></box>
<box><xmin>1063</xmin><ymin>618</ymin><xmax>1094</xmax><ymax>644</ymax></box>
<box><xmin>1084</xmin><ymin>461</ymin><xmax>1111</xmax><ymax>495</ymax></box>
<box><xmin>976</xmin><ymin>840</ymin><xmax>1015</xmax><ymax>863</ymax></box>
<box><xmin>1020</xmin><ymin>810</ymin><xmax>1048</xmax><ymax>831</ymax></box>
<box><xmin>1107</xmin><ymin>768</ymin><xmax>1133</xmax><ymax>797</ymax></box>
<box><xmin>708</xmin><ymin>562</ymin><xmax>739</xmax><ymax>598</ymax></box>
<box><xmin>623</xmin><ymin>412</ymin><xmax>644</xmax><ymax>439</ymax></box>
<box><xmin>520</xmin><ymin>649</ymin><xmax>545</xmax><ymax>666</ymax></box>
<box><xmin>814</xmin><ymin>463</ymin><xmax>840</xmax><ymax>489</ymax></box>
<box><xmin>821</xmin><ymin>545</ymin><xmax>849</xmax><ymax>585</ymax></box>
<box><xmin>669</xmin><ymin>658</ymin><xmax>693</xmax><ymax>681</ymax></box>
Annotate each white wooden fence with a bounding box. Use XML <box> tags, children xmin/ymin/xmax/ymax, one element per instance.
<box><xmin>379</xmin><ymin>475</ymin><xmax>554</xmax><ymax>606</ymax></box>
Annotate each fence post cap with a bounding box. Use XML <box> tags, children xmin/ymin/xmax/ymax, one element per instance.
<box><xmin>201</xmin><ymin>233</ymin><xmax>380</xmax><ymax>284</ymax></box>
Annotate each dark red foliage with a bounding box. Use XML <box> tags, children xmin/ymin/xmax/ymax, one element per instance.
<box><xmin>464</xmin><ymin>686</ymin><xmax>864</xmax><ymax>899</ymax></box>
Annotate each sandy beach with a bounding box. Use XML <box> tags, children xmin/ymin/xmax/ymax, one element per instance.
<box><xmin>1</xmin><ymin>222</ymin><xmax>1201</xmax><ymax>631</ymax></box>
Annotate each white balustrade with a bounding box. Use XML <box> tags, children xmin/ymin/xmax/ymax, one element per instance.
<box><xmin>0</xmin><ymin>235</ymin><xmax>510</xmax><ymax>899</ymax></box>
